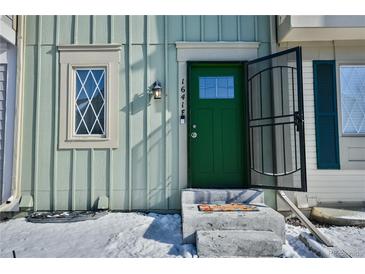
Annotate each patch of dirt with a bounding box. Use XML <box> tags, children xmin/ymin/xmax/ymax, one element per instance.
<box><xmin>285</xmin><ymin>216</ymin><xmax>340</xmax><ymax>228</ymax></box>
<box><xmin>285</xmin><ymin>217</ymin><xmax>305</xmax><ymax>227</ymax></box>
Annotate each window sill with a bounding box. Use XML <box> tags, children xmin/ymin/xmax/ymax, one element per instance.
<box><xmin>341</xmin><ymin>134</ymin><xmax>365</xmax><ymax>137</ymax></box>
<box><xmin>58</xmin><ymin>138</ymin><xmax>118</xmax><ymax>149</ymax></box>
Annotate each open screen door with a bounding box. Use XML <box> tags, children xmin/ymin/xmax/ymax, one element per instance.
<box><xmin>247</xmin><ymin>47</ymin><xmax>307</xmax><ymax>191</ymax></box>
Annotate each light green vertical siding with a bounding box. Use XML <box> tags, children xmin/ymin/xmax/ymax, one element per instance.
<box><xmin>20</xmin><ymin>15</ymin><xmax>271</xmax><ymax>211</ymax></box>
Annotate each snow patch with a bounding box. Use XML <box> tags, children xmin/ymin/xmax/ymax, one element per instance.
<box><xmin>1</xmin><ymin>213</ymin><xmax>364</xmax><ymax>258</ymax></box>
<box><xmin>0</xmin><ymin>212</ymin><xmax>196</xmax><ymax>258</ymax></box>
<box><xmin>299</xmin><ymin>232</ymin><xmax>334</xmax><ymax>258</ymax></box>
<box><xmin>283</xmin><ymin>223</ymin><xmax>365</xmax><ymax>258</ymax></box>
<box><xmin>282</xmin><ymin>224</ymin><xmax>318</xmax><ymax>258</ymax></box>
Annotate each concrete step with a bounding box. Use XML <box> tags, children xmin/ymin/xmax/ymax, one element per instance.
<box><xmin>181</xmin><ymin>189</ymin><xmax>285</xmax><ymax>244</ymax></box>
<box><xmin>182</xmin><ymin>203</ymin><xmax>285</xmax><ymax>244</ymax></box>
<box><xmin>197</xmin><ymin>230</ymin><xmax>283</xmax><ymax>257</ymax></box>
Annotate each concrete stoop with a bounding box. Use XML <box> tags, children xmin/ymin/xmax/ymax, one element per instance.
<box><xmin>197</xmin><ymin>230</ymin><xmax>283</xmax><ymax>258</ymax></box>
<box><xmin>181</xmin><ymin>189</ymin><xmax>285</xmax><ymax>257</ymax></box>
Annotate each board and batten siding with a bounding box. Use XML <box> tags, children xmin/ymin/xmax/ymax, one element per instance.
<box><xmin>302</xmin><ymin>60</ymin><xmax>365</xmax><ymax>203</ymax></box>
<box><xmin>0</xmin><ymin>64</ymin><xmax>6</xmax><ymax>200</ymax></box>
<box><xmin>20</xmin><ymin>15</ymin><xmax>271</xmax><ymax>211</ymax></box>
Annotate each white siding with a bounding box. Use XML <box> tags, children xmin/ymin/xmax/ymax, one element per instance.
<box><xmin>301</xmin><ymin>60</ymin><xmax>365</xmax><ymax>204</ymax></box>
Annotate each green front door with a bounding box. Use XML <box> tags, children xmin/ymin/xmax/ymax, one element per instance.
<box><xmin>188</xmin><ymin>63</ymin><xmax>247</xmax><ymax>188</ymax></box>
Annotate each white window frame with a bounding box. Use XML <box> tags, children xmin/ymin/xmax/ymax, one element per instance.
<box><xmin>72</xmin><ymin>65</ymin><xmax>107</xmax><ymax>138</ymax></box>
<box><xmin>335</xmin><ymin>60</ymin><xmax>365</xmax><ymax>170</ymax></box>
<box><xmin>338</xmin><ymin>64</ymin><xmax>365</xmax><ymax>137</ymax></box>
<box><xmin>58</xmin><ymin>45</ymin><xmax>120</xmax><ymax>149</ymax></box>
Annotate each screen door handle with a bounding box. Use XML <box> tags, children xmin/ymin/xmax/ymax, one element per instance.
<box><xmin>294</xmin><ymin>111</ymin><xmax>303</xmax><ymax>132</ymax></box>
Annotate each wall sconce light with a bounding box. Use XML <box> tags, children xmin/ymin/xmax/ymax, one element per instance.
<box><xmin>150</xmin><ymin>80</ymin><xmax>162</xmax><ymax>99</ymax></box>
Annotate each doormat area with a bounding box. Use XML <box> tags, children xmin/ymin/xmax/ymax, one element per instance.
<box><xmin>26</xmin><ymin>211</ymin><xmax>108</xmax><ymax>223</ymax></box>
<box><xmin>198</xmin><ymin>203</ymin><xmax>258</xmax><ymax>212</ymax></box>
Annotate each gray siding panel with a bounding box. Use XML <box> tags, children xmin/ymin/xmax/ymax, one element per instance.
<box><xmin>21</xmin><ymin>15</ymin><xmax>272</xmax><ymax>211</ymax></box>
<box><xmin>222</xmin><ymin>16</ymin><xmax>238</xmax><ymax>41</ymax></box>
<box><xmin>240</xmin><ymin>16</ymin><xmax>255</xmax><ymax>41</ymax></box>
<box><xmin>167</xmin><ymin>16</ymin><xmax>183</xmax><ymax>43</ymax></box>
<box><xmin>185</xmin><ymin>16</ymin><xmax>201</xmax><ymax>41</ymax></box>
<box><xmin>204</xmin><ymin>16</ymin><xmax>219</xmax><ymax>41</ymax></box>
<box><xmin>59</xmin><ymin>16</ymin><xmax>74</xmax><ymax>45</ymax></box>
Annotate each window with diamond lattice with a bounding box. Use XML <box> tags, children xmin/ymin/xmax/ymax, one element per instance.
<box><xmin>340</xmin><ymin>65</ymin><xmax>365</xmax><ymax>135</ymax></box>
<box><xmin>58</xmin><ymin>45</ymin><xmax>119</xmax><ymax>149</ymax></box>
<box><xmin>75</xmin><ymin>68</ymin><xmax>106</xmax><ymax>135</ymax></box>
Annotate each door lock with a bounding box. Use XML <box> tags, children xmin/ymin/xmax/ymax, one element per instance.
<box><xmin>191</xmin><ymin>132</ymin><xmax>198</xmax><ymax>138</ymax></box>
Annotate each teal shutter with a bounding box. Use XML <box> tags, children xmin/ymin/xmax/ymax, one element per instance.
<box><xmin>313</xmin><ymin>61</ymin><xmax>340</xmax><ymax>169</ymax></box>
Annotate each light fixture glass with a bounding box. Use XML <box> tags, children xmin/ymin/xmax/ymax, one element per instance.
<box><xmin>152</xmin><ymin>80</ymin><xmax>162</xmax><ymax>99</ymax></box>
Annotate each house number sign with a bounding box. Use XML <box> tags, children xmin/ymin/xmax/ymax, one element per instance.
<box><xmin>180</xmin><ymin>78</ymin><xmax>186</xmax><ymax>124</ymax></box>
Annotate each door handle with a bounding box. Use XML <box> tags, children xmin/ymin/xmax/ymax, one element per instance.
<box><xmin>294</xmin><ymin>111</ymin><xmax>303</xmax><ymax>132</ymax></box>
<box><xmin>191</xmin><ymin>132</ymin><xmax>198</xmax><ymax>138</ymax></box>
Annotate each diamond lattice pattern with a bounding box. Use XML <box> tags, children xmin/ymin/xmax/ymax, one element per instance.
<box><xmin>340</xmin><ymin>66</ymin><xmax>365</xmax><ymax>134</ymax></box>
<box><xmin>75</xmin><ymin>68</ymin><xmax>105</xmax><ymax>135</ymax></box>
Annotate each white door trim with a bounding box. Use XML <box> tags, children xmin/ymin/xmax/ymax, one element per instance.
<box><xmin>175</xmin><ymin>42</ymin><xmax>260</xmax><ymax>190</ymax></box>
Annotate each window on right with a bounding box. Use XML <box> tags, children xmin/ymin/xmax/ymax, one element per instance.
<box><xmin>340</xmin><ymin>65</ymin><xmax>365</xmax><ymax>135</ymax></box>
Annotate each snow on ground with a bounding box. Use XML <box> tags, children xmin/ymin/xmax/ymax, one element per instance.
<box><xmin>282</xmin><ymin>223</ymin><xmax>365</xmax><ymax>258</ymax></box>
<box><xmin>1</xmin><ymin>212</ymin><xmax>364</xmax><ymax>258</ymax></box>
<box><xmin>321</xmin><ymin>225</ymin><xmax>365</xmax><ymax>257</ymax></box>
<box><xmin>0</xmin><ymin>212</ymin><xmax>196</xmax><ymax>258</ymax></box>
<box><xmin>282</xmin><ymin>224</ymin><xmax>318</xmax><ymax>258</ymax></box>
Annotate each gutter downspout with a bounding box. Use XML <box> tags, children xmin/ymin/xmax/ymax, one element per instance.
<box><xmin>270</xmin><ymin>15</ymin><xmax>278</xmax><ymax>54</ymax></box>
<box><xmin>0</xmin><ymin>15</ymin><xmax>25</xmax><ymax>212</ymax></box>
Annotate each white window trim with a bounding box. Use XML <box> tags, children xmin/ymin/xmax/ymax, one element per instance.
<box><xmin>70</xmin><ymin>65</ymin><xmax>108</xmax><ymax>139</ymax></box>
<box><xmin>335</xmin><ymin>61</ymin><xmax>365</xmax><ymax>169</ymax></box>
<box><xmin>58</xmin><ymin>44</ymin><xmax>120</xmax><ymax>149</ymax></box>
<box><xmin>337</xmin><ymin>62</ymin><xmax>365</xmax><ymax>137</ymax></box>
